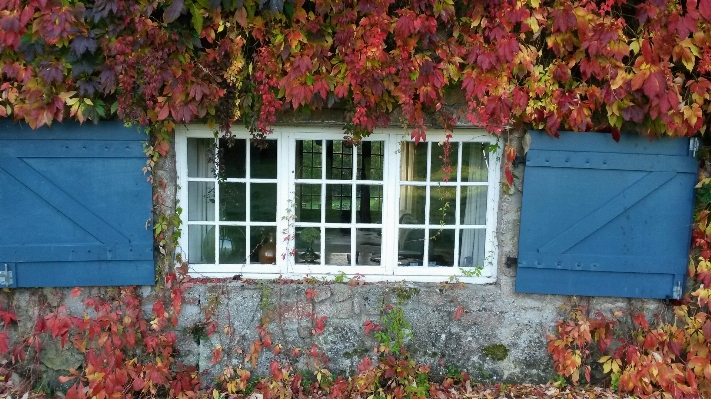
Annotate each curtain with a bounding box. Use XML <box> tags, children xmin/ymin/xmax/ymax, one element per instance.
<box><xmin>460</xmin><ymin>143</ymin><xmax>487</xmax><ymax>267</ymax></box>
<box><xmin>187</xmin><ymin>138</ymin><xmax>215</xmax><ymax>263</ymax></box>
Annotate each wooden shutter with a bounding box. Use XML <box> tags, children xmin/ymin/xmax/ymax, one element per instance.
<box><xmin>516</xmin><ymin>131</ymin><xmax>697</xmax><ymax>299</ymax></box>
<box><xmin>0</xmin><ymin>121</ymin><xmax>154</xmax><ymax>287</ymax></box>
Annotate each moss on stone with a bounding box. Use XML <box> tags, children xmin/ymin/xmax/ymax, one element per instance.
<box><xmin>482</xmin><ymin>344</ymin><xmax>509</xmax><ymax>361</ymax></box>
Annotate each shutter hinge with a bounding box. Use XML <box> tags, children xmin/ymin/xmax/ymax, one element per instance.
<box><xmin>672</xmin><ymin>280</ymin><xmax>682</xmax><ymax>300</ymax></box>
<box><xmin>690</xmin><ymin>137</ymin><xmax>700</xmax><ymax>158</ymax></box>
<box><xmin>0</xmin><ymin>264</ymin><xmax>13</xmax><ymax>287</ymax></box>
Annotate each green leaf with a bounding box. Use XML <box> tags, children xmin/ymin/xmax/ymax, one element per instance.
<box><xmin>190</xmin><ymin>3</ymin><xmax>203</xmax><ymax>34</ymax></box>
<box><xmin>163</xmin><ymin>0</ymin><xmax>184</xmax><ymax>23</ymax></box>
<box><xmin>110</xmin><ymin>101</ymin><xmax>118</xmax><ymax>115</ymax></box>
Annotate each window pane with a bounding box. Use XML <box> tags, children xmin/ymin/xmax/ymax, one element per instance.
<box><xmin>296</xmin><ymin>227</ymin><xmax>321</xmax><ymax>264</ymax></box>
<box><xmin>296</xmin><ymin>140</ymin><xmax>322</xmax><ymax>179</ymax></box>
<box><xmin>357</xmin><ymin>141</ymin><xmax>384</xmax><ymax>181</ymax></box>
<box><xmin>327</xmin><ymin>140</ymin><xmax>354</xmax><ymax>180</ymax></box>
<box><xmin>188</xmin><ymin>225</ymin><xmax>215</xmax><ymax>263</ymax></box>
<box><xmin>431</xmin><ymin>142</ymin><xmax>458</xmax><ymax>182</ymax></box>
<box><xmin>187</xmin><ymin>138</ymin><xmax>213</xmax><ymax>178</ymax></box>
<box><xmin>251</xmin><ymin>226</ymin><xmax>278</xmax><ymax>264</ymax></box>
<box><xmin>326</xmin><ymin>184</ymin><xmax>352</xmax><ymax>223</ymax></box>
<box><xmin>219</xmin><ymin>226</ymin><xmax>246</xmax><ymax>263</ymax></box>
<box><xmin>399</xmin><ymin>142</ymin><xmax>427</xmax><ymax>182</ymax></box>
<box><xmin>251</xmin><ymin>183</ymin><xmax>277</xmax><ymax>222</ymax></box>
<box><xmin>428</xmin><ymin>228</ymin><xmax>455</xmax><ymax>267</ymax></box>
<box><xmin>459</xmin><ymin>228</ymin><xmax>486</xmax><ymax>268</ymax></box>
<box><xmin>219</xmin><ymin>182</ymin><xmax>246</xmax><ymax>221</ymax></box>
<box><xmin>296</xmin><ymin>183</ymin><xmax>321</xmax><ymax>223</ymax></box>
<box><xmin>398</xmin><ymin>228</ymin><xmax>425</xmax><ymax>266</ymax></box>
<box><xmin>399</xmin><ymin>186</ymin><xmax>425</xmax><ymax>224</ymax></box>
<box><xmin>461</xmin><ymin>186</ymin><xmax>487</xmax><ymax>225</ymax></box>
<box><xmin>325</xmin><ymin>227</ymin><xmax>350</xmax><ymax>266</ymax></box>
<box><xmin>250</xmin><ymin>140</ymin><xmax>278</xmax><ymax>179</ymax></box>
<box><xmin>219</xmin><ymin>138</ymin><xmax>246</xmax><ymax>178</ymax></box>
<box><xmin>462</xmin><ymin>142</ymin><xmax>489</xmax><ymax>182</ymax></box>
<box><xmin>188</xmin><ymin>181</ymin><xmax>215</xmax><ymax>221</ymax></box>
<box><xmin>356</xmin><ymin>185</ymin><xmax>383</xmax><ymax>224</ymax></box>
<box><xmin>357</xmin><ymin>228</ymin><xmax>381</xmax><ymax>265</ymax></box>
<box><xmin>430</xmin><ymin>186</ymin><xmax>456</xmax><ymax>225</ymax></box>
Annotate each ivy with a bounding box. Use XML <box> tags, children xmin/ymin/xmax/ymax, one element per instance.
<box><xmin>3</xmin><ymin>0</ymin><xmax>711</xmax><ymax>187</ymax></box>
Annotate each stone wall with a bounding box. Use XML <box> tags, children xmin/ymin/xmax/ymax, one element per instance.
<box><xmin>0</xmin><ymin>124</ymin><xmax>670</xmax><ymax>388</ymax></box>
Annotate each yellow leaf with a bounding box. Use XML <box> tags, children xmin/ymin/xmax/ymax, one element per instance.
<box><xmin>213</xmin><ymin>389</ymin><xmax>220</xmax><ymax>399</ymax></box>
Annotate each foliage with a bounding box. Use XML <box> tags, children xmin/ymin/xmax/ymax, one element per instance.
<box><xmin>547</xmin><ymin>161</ymin><xmax>711</xmax><ymax>397</ymax></box>
<box><xmin>4</xmin><ymin>0</ymin><xmax>711</xmax><ymax>190</ymax></box>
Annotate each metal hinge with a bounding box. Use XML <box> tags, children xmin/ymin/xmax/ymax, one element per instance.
<box><xmin>672</xmin><ymin>280</ymin><xmax>682</xmax><ymax>300</ymax></box>
<box><xmin>690</xmin><ymin>137</ymin><xmax>700</xmax><ymax>158</ymax></box>
<box><xmin>0</xmin><ymin>264</ymin><xmax>13</xmax><ymax>287</ymax></box>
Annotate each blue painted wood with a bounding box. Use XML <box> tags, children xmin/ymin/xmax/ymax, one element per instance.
<box><xmin>516</xmin><ymin>131</ymin><xmax>697</xmax><ymax>299</ymax></box>
<box><xmin>0</xmin><ymin>121</ymin><xmax>155</xmax><ymax>287</ymax></box>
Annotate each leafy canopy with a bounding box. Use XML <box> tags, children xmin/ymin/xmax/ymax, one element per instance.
<box><xmin>2</xmin><ymin>0</ymin><xmax>711</xmax><ymax>144</ymax></box>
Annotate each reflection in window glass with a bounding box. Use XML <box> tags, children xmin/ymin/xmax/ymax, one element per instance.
<box><xmin>357</xmin><ymin>141</ymin><xmax>385</xmax><ymax>181</ymax></box>
<box><xmin>251</xmin><ymin>140</ymin><xmax>278</xmax><ymax>179</ymax></box>
<box><xmin>356</xmin><ymin>185</ymin><xmax>383</xmax><ymax>223</ymax></box>
<box><xmin>431</xmin><ymin>142</ymin><xmax>458</xmax><ymax>182</ymax></box>
<box><xmin>219</xmin><ymin>182</ymin><xmax>245</xmax><ymax>221</ymax></box>
<box><xmin>398</xmin><ymin>228</ymin><xmax>425</xmax><ymax>266</ymax></box>
<box><xmin>296</xmin><ymin>183</ymin><xmax>321</xmax><ymax>223</ymax></box>
<box><xmin>251</xmin><ymin>226</ymin><xmax>277</xmax><ymax>264</ymax></box>
<box><xmin>296</xmin><ymin>140</ymin><xmax>322</xmax><ymax>179</ymax></box>
<box><xmin>399</xmin><ymin>142</ymin><xmax>427</xmax><ymax>181</ymax></box>
<box><xmin>296</xmin><ymin>227</ymin><xmax>321</xmax><ymax>264</ymax></box>
<box><xmin>326</xmin><ymin>184</ymin><xmax>352</xmax><ymax>223</ymax></box>
<box><xmin>357</xmin><ymin>228</ymin><xmax>381</xmax><ymax>265</ymax></box>
<box><xmin>219</xmin><ymin>226</ymin><xmax>246</xmax><ymax>263</ymax></box>
<box><xmin>428</xmin><ymin>229</ymin><xmax>455</xmax><ymax>267</ymax></box>
<box><xmin>251</xmin><ymin>183</ymin><xmax>277</xmax><ymax>222</ymax></box>
<box><xmin>325</xmin><ymin>228</ymin><xmax>350</xmax><ymax>266</ymax></box>
<box><xmin>188</xmin><ymin>225</ymin><xmax>215</xmax><ymax>264</ymax></box>
<box><xmin>187</xmin><ymin>138</ymin><xmax>213</xmax><ymax>178</ymax></box>
<box><xmin>399</xmin><ymin>186</ymin><xmax>425</xmax><ymax>224</ymax></box>
<box><xmin>219</xmin><ymin>138</ymin><xmax>246</xmax><ymax>178</ymax></box>
<box><xmin>327</xmin><ymin>140</ymin><xmax>354</xmax><ymax>180</ymax></box>
<box><xmin>188</xmin><ymin>182</ymin><xmax>215</xmax><ymax>221</ymax></box>
<box><xmin>429</xmin><ymin>186</ymin><xmax>456</xmax><ymax>225</ymax></box>
<box><xmin>459</xmin><ymin>229</ymin><xmax>486</xmax><ymax>268</ymax></box>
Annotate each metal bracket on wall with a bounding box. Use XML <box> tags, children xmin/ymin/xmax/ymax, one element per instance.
<box><xmin>0</xmin><ymin>264</ymin><xmax>13</xmax><ymax>287</ymax></box>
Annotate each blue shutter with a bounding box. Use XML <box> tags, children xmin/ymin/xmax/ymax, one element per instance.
<box><xmin>516</xmin><ymin>131</ymin><xmax>697</xmax><ymax>299</ymax></box>
<box><xmin>0</xmin><ymin>121</ymin><xmax>155</xmax><ymax>287</ymax></box>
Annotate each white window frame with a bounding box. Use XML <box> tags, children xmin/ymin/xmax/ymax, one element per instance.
<box><xmin>176</xmin><ymin>125</ymin><xmax>501</xmax><ymax>283</ymax></box>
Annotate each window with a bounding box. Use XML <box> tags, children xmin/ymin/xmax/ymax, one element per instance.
<box><xmin>176</xmin><ymin>126</ymin><xmax>501</xmax><ymax>282</ymax></box>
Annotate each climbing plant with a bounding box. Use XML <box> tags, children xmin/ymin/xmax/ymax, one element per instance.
<box><xmin>3</xmin><ymin>0</ymin><xmax>711</xmax><ymax>185</ymax></box>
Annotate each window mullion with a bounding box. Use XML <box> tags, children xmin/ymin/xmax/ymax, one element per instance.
<box><xmin>214</xmin><ymin>138</ymin><xmax>220</xmax><ymax>265</ymax></box>
<box><xmin>320</xmin><ymin>139</ymin><xmax>326</xmax><ymax>266</ymax></box>
<box><xmin>280</xmin><ymin>132</ymin><xmax>293</xmax><ymax>273</ymax></box>
<box><xmin>423</xmin><ymin>141</ymin><xmax>432</xmax><ymax>268</ymax></box>
<box><xmin>454</xmin><ymin>142</ymin><xmax>463</xmax><ymax>268</ymax></box>
<box><xmin>385</xmin><ymin>135</ymin><xmax>399</xmax><ymax>275</ymax></box>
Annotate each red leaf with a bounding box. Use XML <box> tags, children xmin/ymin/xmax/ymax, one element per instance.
<box><xmin>305</xmin><ymin>288</ymin><xmax>317</xmax><ymax>301</ymax></box>
<box><xmin>700</xmin><ymin>0</ymin><xmax>711</xmax><ymax>20</ymax></box>
<box><xmin>0</xmin><ymin>332</ymin><xmax>8</xmax><ymax>354</ymax></box>
<box><xmin>270</xmin><ymin>359</ymin><xmax>283</xmax><ymax>380</ymax></box>
<box><xmin>70</xmin><ymin>287</ymin><xmax>82</xmax><ymax>298</ymax></box>
<box><xmin>410</xmin><ymin>127</ymin><xmax>427</xmax><ymax>144</ymax></box>
<box><xmin>163</xmin><ymin>0</ymin><xmax>184</xmax><ymax>23</ymax></box>
<box><xmin>504</xmin><ymin>166</ymin><xmax>514</xmax><ymax>185</ymax></box>
<box><xmin>611</xmin><ymin>128</ymin><xmax>620</xmax><ymax>143</ymax></box>
<box><xmin>454</xmin><ymin>306</ymin><xmax>465</xmax><ymax>320</ymax></box>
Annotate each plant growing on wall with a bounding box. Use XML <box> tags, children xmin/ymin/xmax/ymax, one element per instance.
<box><xmin>3</xmin><ymin>0</ymin><xmax>711</xmax><ymax>187</ymax></box>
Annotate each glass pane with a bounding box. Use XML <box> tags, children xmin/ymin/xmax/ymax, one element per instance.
<box><xmin>398</xmin><ymin>228</ymin><xmax>425</xmax><ymax>266</ymax></box>
<box><xmin>459</xmin><ymin>228</ymin><xmax>486</xmax><ymax>268</ymax></box>
<box><xmin>327</xmin><ymin>140</ymin><xmax>354</xmax><ymax>180</ymax></box>
<box><xmin>251</xmin><ymin>183</ymin><xmax>277</xmax><ymax>222</ymax></box>
<box><xmin>250</xmin><ymin>140</ymin><xmax>278</xmax><ymax>179</ymax></box>
<box><xmin>296</xmin><ymin>227</ymin><xmax>321</xmax><ymax>264</ymax></box>
<box><xmin>399</xmin><ymin>186</ymin><xmax>425</xmax><ymax>224</ymax></box>
<box><xmin>296</xmin><ymin>140</ymin><xmax>322</xmax><ymax>179</ymax></box>
<box><xmin>219</xmin><ymin>182</ymin><xmax>246</xmax><ymax>221</ymax></box>
<box><xmin>428</xmin><ymin>228</ymin><xmax>455</xmax><ymax>267</ymax></box>
<box><xmin>461</xmin><ymin>186</ymin><xmax>487</xmax><ymax>225</ymax></box>
<box><xmin>187</xmin><ymin>138</ymin><xmax>214</xmax><ymax>178</ymax></box>
<box><xmin>430</xmin><ymin>186</ymin><xmax>456</xmax><ymax>225</ymax></box>
<box><xmin>219</xmin><ymin>138</ymin><xmax>246</xmax><ymax>178</ymax></box>
<box><xmin>462</xmin><ymin>142</ymin><xmax>489</xmax><ymax>182</ymax></box>
<box><xmin>251</xmin><ymin>226</ymin><xmax>278</xmax><ymax>264</ymax></box>
<box><xmin>357</xmin><ymin>141</ymin><xmax>384</xmax><ymax>181</ymax></box>
<box><xmin>356</xmin><ymin>185</ymin><xmax>383</xmax><ymax>224</ymax></box>
<box><xmin>219</xmin><ymin>226</ymin><xmax>246</xmax><ymax>264</ymax></box>
<box><xmin>399</xmin><ymin>142</ymin><xmax>427</xmax><ymax>182</ymax></box>
<box><xmin>326</xmin><ymin>184</ymin><xmax>352</xmax><ymax>223</ymax></box>
<box><xmin>188</xmin><ymin>181</ymin><xmax>215</xmax><ymax>221</ymax></box>
<box><xmin>296</xmin><ymin>183</ymin><xmax>321</xmax><ymax>223</ymax></box>
<box><xmin>357</xmin><ymin>228</ymin><xmax>381</xmax><ymax>265</ymax></box>
<box><xmin>325</xmin><ymin>227</ymin><xmax>351</xmax><ymax>266</ymax></box>
<box><xmin>431</xmin><ymin>142</ymin><xmax>458</xmax><ymax>182</ymax></box>
<box><xmin>188</xmin><ymin>225</ymin><xmax>215</xmax><ymax>264</ymax></box>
